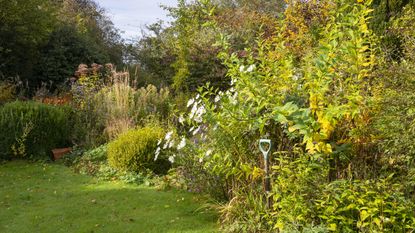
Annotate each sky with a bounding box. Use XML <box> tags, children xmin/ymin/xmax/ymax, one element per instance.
<box><xmin>97</xmin><ymin>0</ymin><xmax>178</xmax><ymax>40</ymax></box>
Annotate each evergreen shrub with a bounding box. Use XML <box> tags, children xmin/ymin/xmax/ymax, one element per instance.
<box><xmin>108</xmin><ymin>126</ymin><xmax>170</xmax><ymax>174</ymax></box>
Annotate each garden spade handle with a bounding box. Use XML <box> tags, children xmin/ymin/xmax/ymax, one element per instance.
<box><xmin>259</xmin><ymin>139</ymin><xmax>271</xmax><ymax>161</ymax></box>
<box><xmin>259</xmin><ymin>139</ymin><xmax>272</xmax><ymax>209</ymax></box>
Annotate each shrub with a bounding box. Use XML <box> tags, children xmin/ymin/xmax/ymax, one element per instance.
<box><xmin>70</xmin><ymin>64</ymin><xmax>107</xmax><ymax>148</ymax></box>
<box><xmin>80</xmin><ymin>144</ymin><xmax>108</xmax><ymax>162</ymax></box>
<box><xmin>316</xmin><ymin>178</ymin><xmax>415</xmax><ymax>232</ymax></box>
<box><xmin>0</xmin><ymin>101</ymin><xmax>73</xmax><ymax>160</ymax></box>
<box><xmin>107</xmin><ymin>126</ymin><xmax>170</xmax><ymax>174</ymax></box>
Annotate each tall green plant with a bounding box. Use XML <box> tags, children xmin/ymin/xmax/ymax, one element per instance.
<box><xmin>0</xmin><ymin>101</ymin><xmax>73</xmax><ymax>160</ymax></box>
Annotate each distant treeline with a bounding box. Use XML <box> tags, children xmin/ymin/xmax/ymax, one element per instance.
<box><xmin>1</xmin><ymin>0</ymin><xmax>413</xmax><ymax>92</ymax></box>
<box><xmin>0</xmin><ymin>0</ymin><xmax>124</xmax><ymax>91</ymax></box>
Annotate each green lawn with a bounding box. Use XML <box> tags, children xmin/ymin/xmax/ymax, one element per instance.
<box><xmin>0</xmin><ymin>161</ymin><xmax>218</xmax><ymax>233</ymax></box>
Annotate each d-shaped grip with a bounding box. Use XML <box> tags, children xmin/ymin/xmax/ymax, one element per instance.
<box><xmin>259</xmin><ymin>139</ymin><xmax>271</xmax><ymax>160</ymax></box>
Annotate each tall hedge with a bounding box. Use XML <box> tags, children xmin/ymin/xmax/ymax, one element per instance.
<box><xmin>0</xmin><ymin>101</ymin><xmax>73</xmax><ymax>160</ymax></box>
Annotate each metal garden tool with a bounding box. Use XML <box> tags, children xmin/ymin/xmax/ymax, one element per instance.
<box><xmin>259</xmin><ymin>139</ymin><xmax>272</xmax><ymax>209</ymax></box>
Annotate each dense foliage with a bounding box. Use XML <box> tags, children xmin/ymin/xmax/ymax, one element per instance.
<box><xmin>0</xmin><ymin>0</ymin><xmax>124</xmax><ymax>91</ymax></box>
<box><xmin>150</xmin><ymin>0</ymin><xmax>415</xmax><ymax>231</ymax></box>
<box><xmin>0</xmin><ymin>101</ymin><xmax>72</xmax><ymax>160</ymax></box>
<box><xmin>108</xmin><ymin>126</ymin><xmax>170</xmax><ymax>175</ymax></box>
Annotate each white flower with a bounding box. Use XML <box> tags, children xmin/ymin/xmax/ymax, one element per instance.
<box><xmin>189</xmin><ymin>103</ymin><xmax>198</xmax><ymax>119</ymax></box>
<box><xmin>247</xmin><ymin>64</ymin><xmax>255</xmax><ymax>72</ymax></box>
<box><xmin>157</xmin><ymin>139</ymin><xmax>162</xmax><ymax>146</ymax></box>
<box><xmin>229</xmin><ymin>94</ymin><xmax>237</xmax><ymax>105</ymax></box>
<box><xmin>239</xmin><ymin>65</ymin><xmax>245</xmax><ymax>73</ymax></box>
<box><xmin>154</xmin><ymin>147</ymin><xmax>161</xmax><ymax>161</ymax></box>
<box><xmin>192</xmin><ymin>126</ymin><xmax>201</xmax><ymax>135</ymax></box>
<box><xmin>177</xmin><ymin>137</ymin><xmax>186</xmax><ymax>150</ymax></box>
<box><xmin>178</xmin><ymin>115</ymin><xmax>185</xmax><ymax>124</ymax></box>
<box><xmin>196</xmin><ymin>106</ymin><xmax>205</xmax><ymax>116</ymax></box>
<box><xmin>194</xmin><ymin>116</ymin><xmax>203</xmax><ymax>123</ymax></box>
<box><xmin>195</xmin><ymin>94</ymin><xmax>200</xmax><ymax>100</ymax></box>
<box><xmin>187</xmin><ymin>98</ymin><xmax>195</xmax><ymax>107</ymax></box>
<box><xmin>199</xmin><ymin>157</ymin><xmax>204</xmax><ymax>163</ymax></box>
<box><xmin>214</xmin><ymin>95</ymin><xmax>221</xmax><ymax>103</ymax></box>
<box><xmin>230</xmin><ymin>78</ymin><xmax>236</xmax><ymax>86</ymax></box>
<box><xmin>206</xmin><ymin>149</ymin><xmax>213</xmax><ymax>156</ymax></box>
<box><xmin>165</xmin><ymin>131</ymin><xmax>173</xmax><ymax>141</ymax></box>
<box><xmin>168</xmin><ymin>156</ymin><xmax>175</xmax><ymax>163</ymax></box>
<box><xmin>189</xmin><ymin>126</ymin><xmax>194</xmax><ymax>133</ymax></box>
<box><xmin>218</xmin><ymin>91</ymin><xmax>223</xmax><ymax>96</ymax></box>
<box><xmin>168</xmin><ymin>140</ymin><xmax>175</xmax><ymax>149</ymax></box>
<box><xmin>194</xmin><ymin>105</ymin><xmax>206</xmax><ymax>123</ymax></box>
<box><xmin>226</xmin><ymin>91</ymin><xmax>238</xmax><ymax>105</ymax></box>
<box><xmin>163</xmin><ymin>143</ymin><xmax>168</xmax><ymax>149</ymax></box>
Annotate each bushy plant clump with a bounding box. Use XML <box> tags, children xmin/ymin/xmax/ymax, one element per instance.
<box><xmin>0</xmin><ymin>101</ymin><xmax>73</xmax><ymax>160</ymax></box>
<box><xmin>69</xmin><ymin>145</ymin><xmax>107</xmax><ymax>176</ymax></box>
<box><xmin>317</xmin><ymin>178</ymin><xmax>415</xmax><ymax>232</ymax></box>
<box><xmin>108</xmin><ymin>126</ymin><xmax>170</xmax><ymax>175</ymax></box>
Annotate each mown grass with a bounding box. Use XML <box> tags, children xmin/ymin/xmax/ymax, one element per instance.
<box><xmin>0</xmin><ymin>161</ymin><xmax>218</xmax><ymax>233</ymax></box>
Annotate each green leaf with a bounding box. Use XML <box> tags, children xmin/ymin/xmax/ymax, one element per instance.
<box><xmin>275</xmin><ymin>114</ymin><xmax>288</xmax><ymax>124</ymax></box>
<box><xmin>360</xmin><ymin>210</ymin><xmax>369</xmax><ymax>221</ymax></box>
<box><xmin>373</xmin><ymin>218</ymin><xmax>382</xmax><ymax>227</ymax></box>
<box><xmin>328</xmin><ymin>223</ymin><xmax>337</xmax><ymax>231</ymax></box>
<box><xmin>288</xmin><ymin>124</ymin><xmax>303</xmax><ymax>132</ymax></box>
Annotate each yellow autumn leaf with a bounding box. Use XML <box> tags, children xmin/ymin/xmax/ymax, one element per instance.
<box><xmin>328</xmin><ymin>223</ymin><xmax>337</xmax><ymax>231</ymax></box>
<box><xmin>252</xmin><ymin>166</ymin><xmax>264</xmax><ymax>180</ymax></box>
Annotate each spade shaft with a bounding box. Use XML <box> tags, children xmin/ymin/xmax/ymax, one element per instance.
<box><xmin>259</xmin><ymin>139</ymin><xmax>272</xmax><ymax>209</ymax></box>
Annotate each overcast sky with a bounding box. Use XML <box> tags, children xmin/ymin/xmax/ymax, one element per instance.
<box><xmin>97</xmin><ymin>0</ymin><xmax>178</xmax><ymax>40</ymax></box>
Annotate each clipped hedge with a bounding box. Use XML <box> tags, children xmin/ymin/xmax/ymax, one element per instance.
<box><xmin>0</xmin><ymin>101</ymin><xmax>73</xmax><ymax>160</ymax></box>
<box><xmin>108</xmin><ymin>126</ymin><xmax>170</xmax><ymax>174</ymax></box>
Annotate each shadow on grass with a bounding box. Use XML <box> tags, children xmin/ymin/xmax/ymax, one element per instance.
<box><xmin>0</xmin><ymin>161</ymin><xmax>218</xmax><ymax>233</ymax></box>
